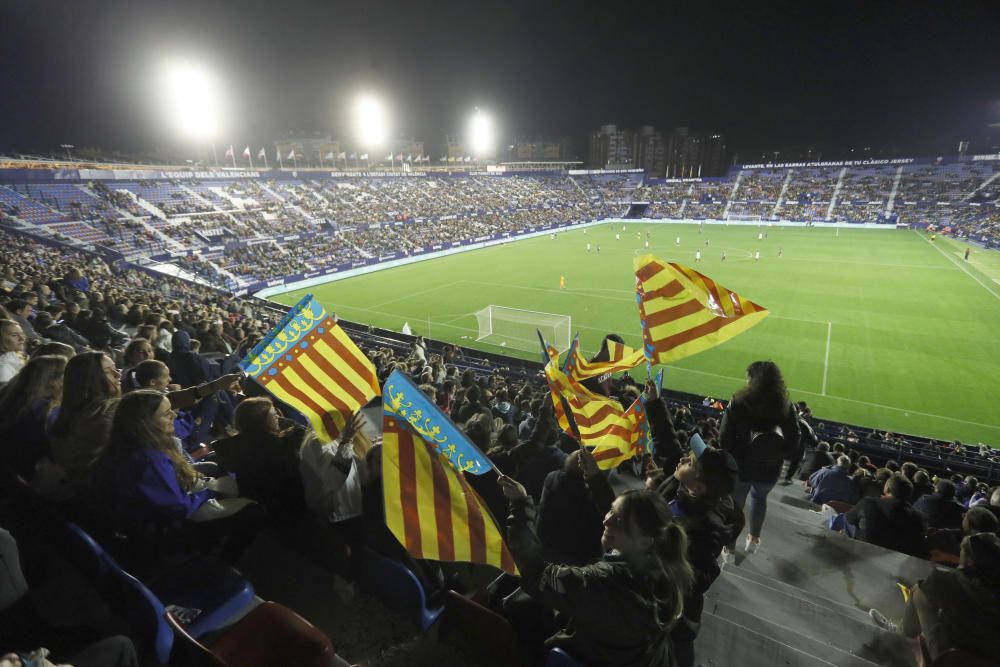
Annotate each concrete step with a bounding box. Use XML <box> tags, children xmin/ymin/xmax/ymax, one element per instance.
<box><xmin>699</xmin><ymin>601</ymin><xmax>914</xmax><ymax>667</ymax></box>
<box><xmin>696</xmin><ymin>610</ymin><xmax>839</xmax><ymax>667</ymax></box>
<box><xmin>707</xmin><ymin>574</ymin><xmax>912</xmax><ymax>666</ymax></box>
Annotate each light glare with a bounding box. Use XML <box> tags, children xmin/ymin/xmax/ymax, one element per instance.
<box><xmin>354</xmin><ymin>93</ymin><xmax>389</xmax><ymax>149</ymax></box>
<box><xmin>468</xmin><ymin>110</ymin><xmax>494</xmax><ymax>157</ymax></box>
<box><xmin>162</xmin><ymin>60</ymin><xmax>222</xmax><ymax>141</ymax></box>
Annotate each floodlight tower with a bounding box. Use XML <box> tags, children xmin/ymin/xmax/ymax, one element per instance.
<box><xmin>468</xmin><ymin>109</ymin><xmax>495</xmax><ymax>163</ymax></box>
<box><xmin>162</xmin><ymin>60</ymin><xmax>224</xmax><ymax>167</ymax></box>
<box><xmin>353</xmin><ymin>93</ymin><xmax>390</xmax><ymax>163</ymax></box>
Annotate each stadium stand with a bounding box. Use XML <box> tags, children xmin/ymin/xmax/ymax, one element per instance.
<box><xmin>2</xmin><ymin>156</ymin><xmax>1000</xmax><ymax>665</ymax></box>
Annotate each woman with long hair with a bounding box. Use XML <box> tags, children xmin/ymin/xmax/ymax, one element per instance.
<box><xmin>720</xmin><ymin>360</ymin><xmax>800</xmax><ymax>556</ymax></box>
<box><xmin>50</xmin><ymin>351</ymin><xmax>122</xmax><ymax>480</ymax></box>
<box><xmin>211</xmin><ymin>396</ymin><xmax>307</xmax><ymax>514</ymax></box>
<box><xmin>94</xmin><ymin>390</ymin><xmax>261</xmax><ymax>566</ymax></box>
<box><xmin>0</xmin><ymin>355</ymin><xmax>67</xmax><ymax>479</ymax></box>
<box><xmin>499</xmin><ymin>461</ymin><xmax>694</xmax><ymax>667</ymax></box>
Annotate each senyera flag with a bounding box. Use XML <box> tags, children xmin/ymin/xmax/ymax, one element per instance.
<box><xmin>564</xmin><ymin>334</ymin><xmax>645</xmax><ymax>382</ymax></box>
<box><xmin>240</xmin><ymin>294</ymin><xmax>379</xmax><ymax>443</ymax></box>
<box><xmin>381</xmin><ymin>370</ymin><xmax>517</xmax><ymax>575</ymax></box>
<box><xmin>538</xmin><ymin>331</ymin><xmax>656</xmax><ymax>470</ymax></box>
<box><xmin>634</xmin><ymin>254</ymin><xmax>769</xmax><ymax>365</ymax></box>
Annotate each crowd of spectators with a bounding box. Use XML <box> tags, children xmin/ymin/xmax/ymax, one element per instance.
<box><xmin>2</xmin><ymin>164</ymin><xmax>1000</xmax><ymax>663</ymax></box>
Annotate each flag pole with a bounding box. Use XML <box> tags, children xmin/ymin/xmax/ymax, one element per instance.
<box><xmin>262</xmin><ymin>150</ymin><xmax>268</xmax><ymax>170</ymax></box>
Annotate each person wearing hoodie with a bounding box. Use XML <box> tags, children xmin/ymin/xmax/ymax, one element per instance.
<box><xmin>647</xmin><ymin>380</ymin><xmax>744</xmax><ymax>667</ymax></box>
<box><xmin>167</xmin><ymin>329</ymin><xmax>232</xmax><ymax>438</ymax></box>
<box><xmin>511</xmin><ymin>399</ymin><xmax>567</xmax><ymax>500</ymax></box>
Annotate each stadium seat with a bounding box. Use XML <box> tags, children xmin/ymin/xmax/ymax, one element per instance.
<box><xmin>545</xmin><ymin>647</ymin><xmax>589</xmax><ymax>667</ymax></box>
<box><xmin>357</xmin><ymin>547</ymin><xmax>445</xmax><ymax>630</ymax></box>
<box><xmin>165</xmin><ymin>601</ymin><xmax>337</xmax><ymax>667</ymax></box>
<box><xmin>63</xmin><ymin>522</ymin><xmax>257</xmax><ymax>664</ymax></box>
<box><xmin>437</xmin><ymin>590</ymin><xmax>523</xmax><ymax>667</ymax></box>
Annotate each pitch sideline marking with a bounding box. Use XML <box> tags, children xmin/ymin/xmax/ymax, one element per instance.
<box><xmin>915</xmin><ymin>231</ymin><xmax>1000</xmax><ymax>303</ymax></box>
<box><xmin>822</xmin><ymin>322</ymin><xmax>832</xmax><ymax>396</ymax></box>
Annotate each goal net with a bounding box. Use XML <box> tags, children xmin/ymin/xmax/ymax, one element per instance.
<box><xmin>724</xmin><ymin>213</ymin><xmax>763</xmax><ymax>223</ymax></box>
<box><xmin>475</xmin><ymin>305</ymin><xmax>571</xmax><ymax>354</ymax></box>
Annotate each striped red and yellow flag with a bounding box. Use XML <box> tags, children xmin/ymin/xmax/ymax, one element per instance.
<box><xmin>545</xmin><ymin>360</ymin><xmax>647</xmax><ymax>470</ymax></box>
<box><xmin>566</xmin><ymin>337</ymin><xmax>646</xmax><ymax>382</ymax></box>
<box><xmin>589</xmin><ymin>396</ymin><xmax>648</xmax><ymax>469</ymax></box>
<box><xmin>634</xmin><ymin>255</ymin><xmax>769</xmax><ymax>365</ymax></box>
<box><xmin>382</xmin><ymin>414</ymin><xmax>518</xmax><ymax>575</ymax></box>
<box><xmin>241</xmin><ymin>295</ymin><xmax>380</xmax><ymax>443</ymax></box>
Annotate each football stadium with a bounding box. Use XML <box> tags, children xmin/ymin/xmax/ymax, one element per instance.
<box><xmin>2</xmin><ymin>3</ymin><xmax>999</xmax><ymax>667</ymax></box>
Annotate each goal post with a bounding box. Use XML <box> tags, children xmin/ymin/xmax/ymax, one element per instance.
<box><xmin>474</xmin><ymin>305</ymin><xmax>572</xmax><ymax>354</ymax></box>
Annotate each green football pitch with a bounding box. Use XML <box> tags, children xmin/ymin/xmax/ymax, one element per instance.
<box><xmin>273</xmin><ymin>223</ymin><xmax>1000</xmax><ymax>446</ymax></box>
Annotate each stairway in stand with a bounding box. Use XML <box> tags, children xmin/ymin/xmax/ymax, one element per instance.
<box><xmin>694</xmin><ymin>483</ymin><xmax>933</xmax><ymax>666</ymax></box>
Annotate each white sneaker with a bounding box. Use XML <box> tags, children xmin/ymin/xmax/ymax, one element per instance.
<box><xmin>719</xmin><ymin>547</ymin><xmax>735</xmax><ymax>568</ymax></box>
<box><xmin>745</xmin><ymin>535</ymin><xmax>760</xmax><ymax>554</ymax></box>
<box><xmin>869</xmin><ymin>608</ymin><xmax>898</xmax><ymax>633</ymax></box>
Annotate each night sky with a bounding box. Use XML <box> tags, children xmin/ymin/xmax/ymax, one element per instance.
<box><xmin>1</xmin><ymin>0</ymin><xmax>999</xmax><ymax>156</ymax></box>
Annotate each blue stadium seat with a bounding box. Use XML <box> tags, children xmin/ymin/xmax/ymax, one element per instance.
<box><xmin>545</xmin><ymin>647</ymin><xmax>589</xmax><ymax>667</ymax></box>
<box><xmin>358</xmin><ymin>547</ymin><xmax>445</xmax><ymax>630</ymax></box>
<box><xmin>63</xmin><ymin>522</ymin><xmax>256</xmax><ymax>665</ymax></box>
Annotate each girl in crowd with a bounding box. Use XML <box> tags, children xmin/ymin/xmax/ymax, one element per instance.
<box><xmin>498</xmin><ymin>463</ymin><xmax>694</xmax><ymax>667</ymax></box>
<box><xmin>720</xmin><ymin>360</ymin><xmax>799</xmax><ymax>556</ymax></box>
<box><xmin>0</xmin><ymin>355</ymin><xmax>66</xmax><ymax>480</ymax></box>
<box><xmin>93</xmin><ymin>390</ymin><xmax>261</xmax><ymax>567</ymax></box>
<box><xmin>212</xmin><ymin>397</ymin><xmax>307</xmax><ymax>514</ymax></box>
<box><xmin>50</xmin><ymin>351</ymin><xmax>121</xmax><ymax>481</ymax></box>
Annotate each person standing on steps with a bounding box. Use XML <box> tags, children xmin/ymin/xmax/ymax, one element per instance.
<box><xmin>720</xmin><ymin>361</ymin><xmax>800</xmax><ymax>557</ymax></box>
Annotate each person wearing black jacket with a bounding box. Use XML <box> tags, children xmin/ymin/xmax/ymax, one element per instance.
<box><xmin>845</xmin><ymin>474</ymin><xmax>927</xmax><ymax>558</ymax></box>
<box><xmin>720</xmin><ymin>361</ymin><xmax>800</xmax><ymax>555</ymax></box>
<box><xmin>796</xmin><ymin>441</ymin><xmax>835</xmax><ymax>481</ymax></box>
<box><xmin>782</xmin><ymin>410</ymin><xmax>817</xmax><ymax>483</ymax></box>
<box><xmin>913</xmin><ymin>479</ymin><xmax>965</xmax><ymax>531</ymax></box>
<box><xmin>647</xmin><ymin>381</ymin><xmax>744</xmax><ymax>667</ymax></box>
<box><xmin>536</xmin><ymin>449</ymin><xmax>616</xmax><ymax>565</ymax></box>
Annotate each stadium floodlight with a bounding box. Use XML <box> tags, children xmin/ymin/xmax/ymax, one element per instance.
<box><xmin>468</xmin><ymin>109</ymin><xmax>495</xmax><ymax>158</ymax></box>
<box><xmin>161</xmin><ymin>59</ymin><xmax>222</xmax><ymax>141</ymax></box>
<box><xmin>353</xmin><ymin>93</ymin><xmax>389</xmax><ymax>149</ymax></box>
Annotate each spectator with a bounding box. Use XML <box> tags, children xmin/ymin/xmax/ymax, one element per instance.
<box><xmin>963</xmin><ymin>506</ymin><xmax>999</xmax><ymax>536</ymax></box>
<box><xmin>49</xmin><ymin>351</ymin><xmax>121</xmax><ymax>482</ymax></box>
<box><xmin>0</xmin><ymin>355</ymin><xmax>66</xmax><ymax>480</ymax></box>
<box><xmin>4</xmin><ymin>300</ymin><xmax>39</xmax><ymax>341</ymax></box>
<box><xmin>911</xmin><ymin>470</ymin><xmax>934</xmax><ymax>503</ymax></box>
<box><xmin>845</xmin><ymin>474</ymin><xmax>927</xmax><ymax>558</ymax></box>
<box><xmin>913</xmin><ymin>479</ymin><xmax>965</xmax><ymax>531</ymax></box>
<box><xmin>720</xmin><ymin>360</ymin><xmax>800</xmax><ymax>555</ymax></box>
<box><xmin>652</xmin><ymin>419</ymin><xmax>743</xmax><ymax>667</ymax></box>
<box><xmin>872</xmin><ymin>533</ymin><xmax>1000</xmax><ymax>663</ymax></box>
<box><xmin>535</xmin><ymin>449</ymin><xmax>616</xmax><ymax>565</ymax></box>
<box><xmin>92</xmin><ymin>390</ymin><xmax>261</xmax><ymax>567</ymax></box>
<box><xmin>808</xmin><ymin>456</ymin><xmax>861</xmax><ymax>506</ymax></box>
<box><xmin>212</xmin><ymin>397</ymin><xmax>307</xmax><ymax>514</ymax></box>
<box><xmin>34</xmin><ymin>310</ymin><xmax>89</xmax><ymax>352</ymax></box>
<box><xmin>498</xmin><ymin>478</ymin><xmax>694</xmax><ymax>667</ymax></box>
<box><xmin>0</xmin><ymin>319</ymin><xmax>27</xmax><ymax>384</ymax></box>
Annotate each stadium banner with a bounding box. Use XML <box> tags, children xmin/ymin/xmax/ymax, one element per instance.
<box><xmin>738</xmin><ymin>158</ymin><xmax>916</xmax><ymax>170</ymax></box>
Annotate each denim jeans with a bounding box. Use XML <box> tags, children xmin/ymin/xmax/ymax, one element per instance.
<box><xmin>732</xmin><ymin>479</ymin><xmax>776</xmax><ymax>543</ymax></box>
